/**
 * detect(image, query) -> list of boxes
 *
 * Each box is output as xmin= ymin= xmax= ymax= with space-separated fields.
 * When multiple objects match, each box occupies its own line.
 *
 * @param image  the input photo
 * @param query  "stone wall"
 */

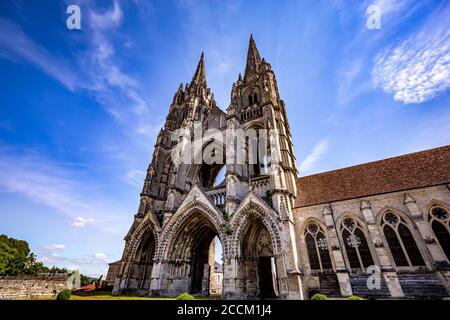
xmin=293 ymin=184 xmax=450 ymax=298
xmin=0 ymin=275 xmax=69 ymax=300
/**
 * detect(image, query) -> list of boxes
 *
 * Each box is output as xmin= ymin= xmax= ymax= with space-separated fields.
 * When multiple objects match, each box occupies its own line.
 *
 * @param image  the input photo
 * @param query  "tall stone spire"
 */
xmin=244 ymin=34 xmax=262 ymax=81
xmin=191 ymin=52 xmax=206 ymax=86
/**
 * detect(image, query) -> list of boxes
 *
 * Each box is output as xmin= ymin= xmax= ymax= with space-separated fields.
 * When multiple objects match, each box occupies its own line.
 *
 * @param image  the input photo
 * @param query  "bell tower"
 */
xmin=226 ymin=35 xmax=298 ymax=214
xmin=113 ymin=37 xmax=303 ymax=300
xmin=137 ymin=53 xmax=217 ymax=223
xmin=224 ymin=35 xmax=303 ymax=299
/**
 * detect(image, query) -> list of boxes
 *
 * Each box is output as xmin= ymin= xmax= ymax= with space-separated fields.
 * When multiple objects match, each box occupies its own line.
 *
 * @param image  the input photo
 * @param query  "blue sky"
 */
xmin=0 ymin=0 xmax=449 ymax=276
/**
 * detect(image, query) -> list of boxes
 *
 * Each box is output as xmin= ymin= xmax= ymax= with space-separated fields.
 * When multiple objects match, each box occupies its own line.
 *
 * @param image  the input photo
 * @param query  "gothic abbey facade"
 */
xmin=109 ymin=36 xmax=450 ymax=299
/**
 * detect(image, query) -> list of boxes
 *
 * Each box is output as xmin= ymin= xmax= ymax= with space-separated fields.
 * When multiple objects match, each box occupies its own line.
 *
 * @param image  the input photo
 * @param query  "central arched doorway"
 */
xmin=241 ymin=216 xmax=279 ymax=299
xmin=166 ymin=210 xmax=224 ymax=296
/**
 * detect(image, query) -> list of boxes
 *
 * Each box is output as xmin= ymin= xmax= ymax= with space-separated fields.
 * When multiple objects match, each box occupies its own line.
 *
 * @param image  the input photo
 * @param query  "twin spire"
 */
xmin=191 ymin=51 xmax=206 ymax=86
xmin=184 ymin=35 xmax=262 ymax=94
xmin=244 ymin=34 xmax=262 ymax=80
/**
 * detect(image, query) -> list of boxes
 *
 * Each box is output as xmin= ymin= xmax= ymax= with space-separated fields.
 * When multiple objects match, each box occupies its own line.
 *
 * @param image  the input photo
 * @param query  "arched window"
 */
xmin=248 ymin=91 xmax=257 ymax=105
xmin=340 ymin=217 xmax=374 ymax=269
xmin=304 ymin=222 xmax=333 ymax=271
xmin=381 ymin=211 xmax=425 ymax=267
xmin=429 ymin=207 xmax=450 ymax=261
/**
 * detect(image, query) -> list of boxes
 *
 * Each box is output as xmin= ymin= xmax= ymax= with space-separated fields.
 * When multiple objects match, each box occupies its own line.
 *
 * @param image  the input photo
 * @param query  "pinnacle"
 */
xmin=244 ymin=34 xmax=262 ymax=79
xmin=191 ymin=52 xmax=206 ymax=86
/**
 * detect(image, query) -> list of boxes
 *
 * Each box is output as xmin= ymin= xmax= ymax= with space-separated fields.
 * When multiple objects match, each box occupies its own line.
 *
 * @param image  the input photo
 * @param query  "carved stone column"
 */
xmin=322 ymin=204 xmax=353 ymax=297
xmin=404 ymin=193 xmax=449 ymax=267
xmin=360 ymin=200 xmax=403 ymax=297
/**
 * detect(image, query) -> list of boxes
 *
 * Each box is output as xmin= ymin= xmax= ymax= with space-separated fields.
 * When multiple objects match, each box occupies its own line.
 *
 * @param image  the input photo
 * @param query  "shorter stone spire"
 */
xmin=191 ymin=52 xmax=206 ymax=86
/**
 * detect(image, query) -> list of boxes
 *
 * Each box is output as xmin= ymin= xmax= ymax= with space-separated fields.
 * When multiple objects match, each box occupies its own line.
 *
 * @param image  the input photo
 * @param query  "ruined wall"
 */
xmin=0 ymin=276 xmax=68 ymax=300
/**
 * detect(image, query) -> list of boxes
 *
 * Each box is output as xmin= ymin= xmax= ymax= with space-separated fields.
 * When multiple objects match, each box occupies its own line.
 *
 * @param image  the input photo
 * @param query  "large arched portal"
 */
xmin=165 ymin=210 xmax=224 ymax=296
xmin=240 ymin=216 xmax=279 ymax=299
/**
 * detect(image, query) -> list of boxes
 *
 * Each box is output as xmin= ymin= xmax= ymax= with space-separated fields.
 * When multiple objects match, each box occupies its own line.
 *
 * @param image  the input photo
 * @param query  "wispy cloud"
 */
xmin=365 ymin=0 xmax=410 ymax=17
xmin=71 ymin=216 xmax=95 ymax=228
xmin=94 ymin=252 xmax=108 ymax=260
xmin=45 ymin=244 xmax=66 ymax=251
xmin=38 ymin=251 xmax=114 ymax=276
xmin=0 ymin=18 xmax=86 ymax=91
xmin=0 ymin=145 xmax=128 ymax=234
xmin=372 ymin=7 xmax=450 ymax=104
xmin=124 ymin=170 xmax=146 ymax=188
xmin=0 ymin=2 xmax=156 ymax=139
xmin=299 ymin=138 xmax=329 ymax=174
xmin=337 ymin=59 xmax=373 ymax=105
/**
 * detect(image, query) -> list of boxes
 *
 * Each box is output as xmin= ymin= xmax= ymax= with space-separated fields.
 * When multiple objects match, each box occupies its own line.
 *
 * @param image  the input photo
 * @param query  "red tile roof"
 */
xmin=295 ymin=145 xmax=450 ymax=208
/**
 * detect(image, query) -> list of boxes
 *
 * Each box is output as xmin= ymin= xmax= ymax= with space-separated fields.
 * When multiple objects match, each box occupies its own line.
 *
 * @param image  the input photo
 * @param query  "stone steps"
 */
xmin=350 ymin=274 xmax=390 ymax=298
xmin=397 ymin=272 xmax=448 ymax=298
xmin=318 ymin=274 xmax=341 ymax=297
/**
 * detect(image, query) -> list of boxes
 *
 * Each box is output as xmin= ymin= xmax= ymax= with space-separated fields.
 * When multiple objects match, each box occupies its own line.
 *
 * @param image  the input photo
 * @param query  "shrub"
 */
xmin=56 ymin=289 xmax=72 ymax=301
xmin=223 ymin=224 xmax=233 ymax=236
xmin=176 ymin=292 xmax=194 ymax=300
xmin=346 ymin=296 xmax=365 ymax=300
xmin=310 ymin=293 xmax=328 ymax=300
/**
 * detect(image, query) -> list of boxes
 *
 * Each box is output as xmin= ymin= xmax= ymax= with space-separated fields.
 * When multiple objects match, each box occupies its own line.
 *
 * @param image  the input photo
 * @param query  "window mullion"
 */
xmin=353 ymin=229 xmax=364 ymax=270
xmin=395 ymin=224 xmax=412 ymax=267
xmin=314 ymin=234 xmax=323 ymax=272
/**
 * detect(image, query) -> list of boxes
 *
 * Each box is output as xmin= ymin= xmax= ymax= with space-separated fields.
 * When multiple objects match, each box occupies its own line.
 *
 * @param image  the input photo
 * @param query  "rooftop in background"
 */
xmin=295 ymin=145 xmax=450 ymax=208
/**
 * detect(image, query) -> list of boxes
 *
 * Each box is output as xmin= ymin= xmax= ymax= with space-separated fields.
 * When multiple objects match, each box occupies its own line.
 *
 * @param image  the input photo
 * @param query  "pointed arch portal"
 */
xmin=240 ymin=215 xmax=279 ymax=298
xmin=159 ymin=201 xmax=226 ymax=296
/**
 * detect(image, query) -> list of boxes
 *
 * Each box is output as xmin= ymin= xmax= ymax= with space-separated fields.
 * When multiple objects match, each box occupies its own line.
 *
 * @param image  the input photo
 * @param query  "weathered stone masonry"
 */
xmin=0 ymin=275 xmax=68 ymax=300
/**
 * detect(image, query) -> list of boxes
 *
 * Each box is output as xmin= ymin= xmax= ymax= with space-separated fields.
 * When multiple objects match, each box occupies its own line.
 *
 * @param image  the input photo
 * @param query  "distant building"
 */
xmin=105 ymin=261 xmax=121 ymax=287
xmin=211 ymin=262 xmax=223 ymax=294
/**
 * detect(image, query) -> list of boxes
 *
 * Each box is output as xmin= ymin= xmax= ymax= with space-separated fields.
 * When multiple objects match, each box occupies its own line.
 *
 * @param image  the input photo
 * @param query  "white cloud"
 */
xmin=71 ymin=216 xmax=95 ymax=228
xmin=45 ymin=244 xmax=66 ymax=250
xmin=89 ymin=1 xmax=123 ymax=28
xmin=0 ymin=145 xmax=128 ymax=234
xmin=299 ymin=138 xmax=329 ymax=174
xmin=37 ymin=251 xmax=114 ymax=275
xmin=0 ymin=2 xmax=157 ymax=139
xmin=337 ymin=58 xmax=372 ymax=105
xmin=367 ymin=0 xmax=409 ymax=16
xmin=95 ymin=252 xmax=108 ymax=260
xmin=373 ymin=13 xmax=450 ymax=104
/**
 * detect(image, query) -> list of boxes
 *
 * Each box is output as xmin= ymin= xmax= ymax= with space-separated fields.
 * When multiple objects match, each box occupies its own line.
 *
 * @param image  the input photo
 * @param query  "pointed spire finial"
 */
xmin=245 ymin=34 xmax=262 ymax=80
xmin=191 ymin=51 xmax=206 ymax=86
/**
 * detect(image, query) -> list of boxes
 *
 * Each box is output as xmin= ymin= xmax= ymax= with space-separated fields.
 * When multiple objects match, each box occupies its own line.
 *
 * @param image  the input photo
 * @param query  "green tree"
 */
xmin=0 ymin=234 xmax=30 ymax=276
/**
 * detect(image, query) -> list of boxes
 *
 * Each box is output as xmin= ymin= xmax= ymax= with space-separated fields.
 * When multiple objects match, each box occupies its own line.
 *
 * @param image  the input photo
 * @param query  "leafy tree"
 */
xmin=0 ymin=234 xmax=30 ymax=276
xmin=80 ymin=274 xmax=91 ymax=287
xmin=0 ymin=234 xmax=70 ymax=277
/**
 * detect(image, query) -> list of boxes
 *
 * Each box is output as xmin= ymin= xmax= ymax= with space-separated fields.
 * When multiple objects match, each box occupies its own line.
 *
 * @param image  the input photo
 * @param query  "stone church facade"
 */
xmin=110 ymin=36 xmax=450 ymax=299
